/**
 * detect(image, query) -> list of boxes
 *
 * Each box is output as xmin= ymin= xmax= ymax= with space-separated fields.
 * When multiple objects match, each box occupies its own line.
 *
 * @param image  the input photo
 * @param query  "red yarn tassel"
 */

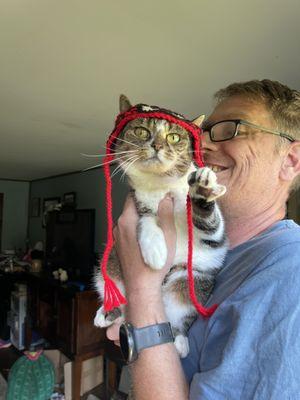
xmin=103 ymin=276 xmax=127 ymax=312
xmin=186 ymin=195 xmax=218 ymax=317
xmin=101 ymin=151 xmax=127 ymax=312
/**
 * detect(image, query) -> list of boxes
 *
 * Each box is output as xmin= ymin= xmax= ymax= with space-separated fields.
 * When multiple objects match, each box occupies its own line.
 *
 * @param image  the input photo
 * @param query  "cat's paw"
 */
xmin=94 ymin=306 xmax=122 ymax=328
xmin=174 ymin=334 xmax=190 ymax=358
xmin=188 ymin=167 xmax=226 ymax=202
xmin=139 ymin=219 xmax=167 ymax=270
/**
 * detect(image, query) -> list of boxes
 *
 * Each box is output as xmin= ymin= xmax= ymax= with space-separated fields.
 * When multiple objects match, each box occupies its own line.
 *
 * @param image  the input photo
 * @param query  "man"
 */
xmin=107 ymin=80 xmax=300 ymax=399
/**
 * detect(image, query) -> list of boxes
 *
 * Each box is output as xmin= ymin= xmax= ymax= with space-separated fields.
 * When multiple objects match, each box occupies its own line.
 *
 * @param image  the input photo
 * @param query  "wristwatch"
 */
xmin=119 ymin=322 xmax=174 ymax=364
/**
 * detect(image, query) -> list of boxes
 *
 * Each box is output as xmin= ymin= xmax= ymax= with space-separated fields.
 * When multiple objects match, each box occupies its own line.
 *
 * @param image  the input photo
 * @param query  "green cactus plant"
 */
xmin=6 ymin=353 xmax=55 ymax=400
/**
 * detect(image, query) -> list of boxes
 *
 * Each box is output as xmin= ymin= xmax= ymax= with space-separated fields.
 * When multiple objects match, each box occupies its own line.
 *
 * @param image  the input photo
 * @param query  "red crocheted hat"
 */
xmin=100 ymin=103 xmax=217 ymax=317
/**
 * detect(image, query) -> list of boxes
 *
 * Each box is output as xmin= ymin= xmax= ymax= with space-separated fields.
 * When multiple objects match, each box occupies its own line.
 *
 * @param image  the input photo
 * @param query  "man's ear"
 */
xmin=280 ymin=142 xmax=300 ymax=183
xmin=192 ymin=114 xmax=206 ymax=127
xmin=119 ymin=94 xmax=132 ymax=113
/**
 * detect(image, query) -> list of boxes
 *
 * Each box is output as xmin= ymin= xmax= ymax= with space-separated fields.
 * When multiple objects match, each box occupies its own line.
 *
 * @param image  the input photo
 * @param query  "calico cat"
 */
xmin=94 ymin=95 xmax=228 ymax=358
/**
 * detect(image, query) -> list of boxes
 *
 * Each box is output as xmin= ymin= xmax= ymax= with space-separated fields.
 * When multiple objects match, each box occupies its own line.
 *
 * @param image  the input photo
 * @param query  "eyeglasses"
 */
xmin=202 ymin=119 xmax=295 ymax=143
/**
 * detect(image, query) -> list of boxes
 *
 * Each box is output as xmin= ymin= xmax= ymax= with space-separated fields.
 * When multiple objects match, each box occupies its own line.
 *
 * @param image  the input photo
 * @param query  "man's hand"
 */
xmin=113 ymin=194 xmax=176 ymax=295
xmin=106 ymin=194 xmax=176 ymax=340
xmin=106 ymin=316 xmax=122 ymax=346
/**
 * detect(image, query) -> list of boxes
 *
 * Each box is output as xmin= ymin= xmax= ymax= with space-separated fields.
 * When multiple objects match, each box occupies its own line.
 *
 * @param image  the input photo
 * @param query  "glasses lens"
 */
xmin=211 ymin=121 xmax=237 ymax=141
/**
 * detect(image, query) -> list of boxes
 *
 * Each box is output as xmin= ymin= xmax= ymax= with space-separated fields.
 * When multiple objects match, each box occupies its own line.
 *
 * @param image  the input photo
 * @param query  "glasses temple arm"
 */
xmin=240 ymin=120 xmax=295 ymax=142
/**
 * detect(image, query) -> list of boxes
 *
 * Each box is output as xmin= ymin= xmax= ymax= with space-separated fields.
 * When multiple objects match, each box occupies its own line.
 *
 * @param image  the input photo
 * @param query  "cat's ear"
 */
xmin=119 ymin=94 xmax=132 ymax=113
xmin=192 ymin=114 xmax=206 ymax=127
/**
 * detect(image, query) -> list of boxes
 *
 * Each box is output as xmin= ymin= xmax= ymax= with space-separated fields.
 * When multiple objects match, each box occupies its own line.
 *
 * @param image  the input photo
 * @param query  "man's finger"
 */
xmin=119 ymin=194 xmax=139 ymax=222
xmin=106 ymin=319 xmax=122 ymax=345
xmin=158 ymin=196 xmax=175 ymax=230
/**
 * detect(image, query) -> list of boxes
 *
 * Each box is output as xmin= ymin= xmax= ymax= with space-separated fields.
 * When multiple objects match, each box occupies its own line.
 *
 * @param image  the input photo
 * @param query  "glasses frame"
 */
xmin=203 ymin=119 xmax=295 ymax=143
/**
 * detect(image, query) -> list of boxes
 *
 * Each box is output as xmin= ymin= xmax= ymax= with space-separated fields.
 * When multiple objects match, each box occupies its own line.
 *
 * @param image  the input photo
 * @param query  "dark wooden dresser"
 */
xmin=1 ymin=271 xmax=121 ymax=399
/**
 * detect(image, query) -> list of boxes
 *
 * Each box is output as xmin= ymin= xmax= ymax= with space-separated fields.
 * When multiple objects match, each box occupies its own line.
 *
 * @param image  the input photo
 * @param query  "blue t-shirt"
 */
xmin=182 ymin=220 xmax=300 ymax=400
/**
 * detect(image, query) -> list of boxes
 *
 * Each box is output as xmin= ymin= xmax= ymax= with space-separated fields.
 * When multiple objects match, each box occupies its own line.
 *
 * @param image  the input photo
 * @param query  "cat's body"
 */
xmin=94 ymin=97 xmax=228 ymax=357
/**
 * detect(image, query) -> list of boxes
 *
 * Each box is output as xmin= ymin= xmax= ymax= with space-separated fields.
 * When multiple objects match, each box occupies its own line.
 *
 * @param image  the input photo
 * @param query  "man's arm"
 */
xmin=111 ymin=196 xmax=189 ymax=400
xmin=127 ymin=291 xmax=189 ymax=400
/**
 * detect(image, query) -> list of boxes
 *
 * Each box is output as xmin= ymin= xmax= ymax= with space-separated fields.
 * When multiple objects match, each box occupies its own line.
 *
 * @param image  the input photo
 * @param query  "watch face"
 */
xmin=119 ymin=323 xmax=137 ymax=364
xmin=119 ymin=324 xmax=129 ymax=361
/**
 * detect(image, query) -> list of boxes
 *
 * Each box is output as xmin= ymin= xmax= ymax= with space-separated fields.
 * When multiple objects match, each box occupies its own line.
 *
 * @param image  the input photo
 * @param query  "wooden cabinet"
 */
xmin=26 ymin=275 xmax=106 ymax=358
xmin=56 ymin=289 xmax=75 ymax=354
xmin=73 ymin=290 xmax=106 ymax=355
xmin=37 ymin=281 xmax=57 ymax=341
xmin=2 ymin=272 xmax=121 ymax=400
xmin=25 ymin=274 xmax=110 ymax=400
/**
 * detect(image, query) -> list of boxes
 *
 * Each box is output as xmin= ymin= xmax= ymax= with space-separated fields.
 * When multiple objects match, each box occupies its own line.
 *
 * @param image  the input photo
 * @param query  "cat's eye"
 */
xmin=167 ymin=133 xmax=180 ymax=144
xmin=134 ymin=127 xmax=150 ymax=140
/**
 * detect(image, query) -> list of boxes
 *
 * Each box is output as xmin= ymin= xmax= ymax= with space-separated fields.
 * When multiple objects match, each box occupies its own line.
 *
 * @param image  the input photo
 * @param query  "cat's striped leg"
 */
xmin=188 ymin=167 xmax=227 ymax=249
xmin=163 ymin=264 xmax=215 ymax=357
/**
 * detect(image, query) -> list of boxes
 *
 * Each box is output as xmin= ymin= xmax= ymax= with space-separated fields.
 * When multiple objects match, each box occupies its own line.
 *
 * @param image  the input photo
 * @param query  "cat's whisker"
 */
xmin=114 ymin=157 xmax=136 ymax=178
xmin=111 ymin=155 xmax=138 ymax=178
xmin=80 ymin=149 xmax=139 ymax=158
xmin=115 ymin=137 xmax=140 ymax=147
xmin=120 ymin=157 xmax=140 ymax=178
xmin=120 ymin=156 xmax=140 ymax=181
xmin=113 ymin=154 xmax=140 ymax=174
xmin=81 ymin=155 xmax=129 ymax=171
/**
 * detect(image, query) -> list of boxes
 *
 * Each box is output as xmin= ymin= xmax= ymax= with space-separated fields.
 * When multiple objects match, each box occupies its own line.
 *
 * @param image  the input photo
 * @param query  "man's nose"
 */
xmin=201 ymin=132 xmax=219 ymax=151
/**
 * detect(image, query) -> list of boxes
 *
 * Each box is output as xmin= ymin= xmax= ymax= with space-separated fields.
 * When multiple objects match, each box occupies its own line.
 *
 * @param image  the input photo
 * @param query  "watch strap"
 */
xmin=133 ymin=322 xmax=174 ymax=353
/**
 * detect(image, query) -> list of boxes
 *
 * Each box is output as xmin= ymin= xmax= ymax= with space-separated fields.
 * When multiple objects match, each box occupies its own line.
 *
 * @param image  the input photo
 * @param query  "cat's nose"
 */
xmin=151 ymin=142 xmax=163 ymax=151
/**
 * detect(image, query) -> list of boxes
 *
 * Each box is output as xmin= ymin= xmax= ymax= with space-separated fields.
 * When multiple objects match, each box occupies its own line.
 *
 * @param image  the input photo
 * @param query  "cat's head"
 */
xmin=114 ymin=95 xmax=205 ymax=178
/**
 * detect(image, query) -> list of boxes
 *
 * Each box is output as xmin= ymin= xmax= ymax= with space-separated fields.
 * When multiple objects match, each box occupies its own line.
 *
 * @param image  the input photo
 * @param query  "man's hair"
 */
xmin=214 ymin=79 xmax=300 ymax=191
xmin=214 ymin=79 xmax=300 ymax=141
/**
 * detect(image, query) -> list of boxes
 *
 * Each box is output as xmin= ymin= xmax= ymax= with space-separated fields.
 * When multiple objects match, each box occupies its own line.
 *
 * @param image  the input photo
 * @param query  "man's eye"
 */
xmin=167 ymin=133 xmax=180 ymax=144
xmin=134 ymin=127 xmax=150 ymax=140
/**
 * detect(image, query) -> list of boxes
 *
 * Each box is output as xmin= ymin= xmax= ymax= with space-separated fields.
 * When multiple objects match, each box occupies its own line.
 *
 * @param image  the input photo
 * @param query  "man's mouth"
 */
xmin=206 ymin=164 xmax=227 ymax=173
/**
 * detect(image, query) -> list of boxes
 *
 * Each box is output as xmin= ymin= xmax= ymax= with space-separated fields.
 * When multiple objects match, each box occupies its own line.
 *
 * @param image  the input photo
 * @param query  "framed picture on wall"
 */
xmin=30 ymin=197 xmax=41 ymax=217
xmin=43 ymin=197 xmax=61 ymax=212
xmin=42 ymin=197 xmax=61 ymax=228
xmin=63 ymin=192 xmax=76 ymax=205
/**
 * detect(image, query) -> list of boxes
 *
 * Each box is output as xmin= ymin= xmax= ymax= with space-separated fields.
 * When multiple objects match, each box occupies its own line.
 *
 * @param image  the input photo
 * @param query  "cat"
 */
xmin=94 ymin=95 xmax=228 ymax=358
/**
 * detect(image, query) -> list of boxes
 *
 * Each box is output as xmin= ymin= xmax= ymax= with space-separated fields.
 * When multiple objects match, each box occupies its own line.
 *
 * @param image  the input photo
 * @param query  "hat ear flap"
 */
xmin=192 ymin=114 xmax=205 ymax=127
xmin=119 ymin=94 xmax=132 ymax=113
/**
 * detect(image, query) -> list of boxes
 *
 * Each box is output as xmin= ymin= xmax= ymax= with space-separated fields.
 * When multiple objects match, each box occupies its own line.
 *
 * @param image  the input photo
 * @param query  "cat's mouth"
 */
xmin=142 ymin=153 xmax=163 ymax=163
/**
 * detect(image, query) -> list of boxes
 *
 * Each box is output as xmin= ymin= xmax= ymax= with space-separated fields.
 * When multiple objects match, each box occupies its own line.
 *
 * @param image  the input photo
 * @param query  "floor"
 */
xmin=0 ymin=346 xmax=123 ymax=399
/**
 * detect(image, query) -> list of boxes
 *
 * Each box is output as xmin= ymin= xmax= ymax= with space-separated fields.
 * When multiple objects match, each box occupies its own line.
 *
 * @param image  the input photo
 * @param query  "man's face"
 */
xmin=201 ymin=95 xmax=287 ymax=219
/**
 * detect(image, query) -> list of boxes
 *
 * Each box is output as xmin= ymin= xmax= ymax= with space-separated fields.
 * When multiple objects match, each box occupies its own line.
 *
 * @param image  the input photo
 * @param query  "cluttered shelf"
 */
xmin=0 ymin=267 xmax=124 ymax=400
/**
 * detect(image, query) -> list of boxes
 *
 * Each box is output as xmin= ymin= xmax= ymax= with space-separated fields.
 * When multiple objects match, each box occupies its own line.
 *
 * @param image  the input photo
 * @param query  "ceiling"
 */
xmin=1 ymin=0 xmax=300 ymax=181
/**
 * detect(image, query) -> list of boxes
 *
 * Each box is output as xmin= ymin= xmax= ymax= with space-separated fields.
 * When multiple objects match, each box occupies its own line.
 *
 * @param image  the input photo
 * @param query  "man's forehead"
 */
xmin=202 ymin=113 xmax=250 ymax=131
xmin=204 ymin=97 xmax=268 ymax=127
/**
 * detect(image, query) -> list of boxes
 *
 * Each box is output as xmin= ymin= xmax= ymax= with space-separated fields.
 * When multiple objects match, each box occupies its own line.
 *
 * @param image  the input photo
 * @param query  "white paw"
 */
xmin=174 ymin=334 xmax=190 ymax=358
xmin=94 ymin=306 xmax=113 ymax=328
xmin=139 ymin=218 xmax=167 ymax=270
xmin=188 ymin=167 xmax=226 ymax=201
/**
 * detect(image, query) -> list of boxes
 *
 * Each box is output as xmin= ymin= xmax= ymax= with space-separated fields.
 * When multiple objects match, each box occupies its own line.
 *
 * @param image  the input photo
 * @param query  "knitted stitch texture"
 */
xmin=6 ymin=353 xmax=55 ymax=400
